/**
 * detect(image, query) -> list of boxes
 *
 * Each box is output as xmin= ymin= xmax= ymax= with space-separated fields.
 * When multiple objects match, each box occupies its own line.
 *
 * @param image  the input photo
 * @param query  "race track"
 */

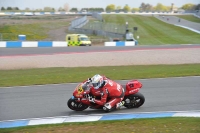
xmin=0 ymin=44 xmax=200 ymax=56
xmin=0 ymin=76 xmax=200 ymax=121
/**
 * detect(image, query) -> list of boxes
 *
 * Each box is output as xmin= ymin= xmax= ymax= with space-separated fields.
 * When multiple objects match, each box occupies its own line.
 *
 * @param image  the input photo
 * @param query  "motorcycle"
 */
xmin=67 ymin=77 xmax=145 ymax=112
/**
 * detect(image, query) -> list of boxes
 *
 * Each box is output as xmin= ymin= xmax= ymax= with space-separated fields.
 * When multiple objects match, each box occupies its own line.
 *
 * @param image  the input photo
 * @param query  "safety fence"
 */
xmin=0 ymin=41 xmax=138 ymax=48
xmin=68 ymin=16 xmax=88 ymax=31
xmin=68 ymin=13 xmax=126 ymax=39
xmin=104 ymin=41 xmax=137 ymax=46
xmin=92 ymin=12 xmax=103 ymax=21
xmin=0 ymin=41 xmax=68 ymax=48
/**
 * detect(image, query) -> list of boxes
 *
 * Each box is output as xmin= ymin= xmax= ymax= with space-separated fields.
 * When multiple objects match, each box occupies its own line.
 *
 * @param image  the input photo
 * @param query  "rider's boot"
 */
xmin=116 ymin=101 xmax=125 ymax=109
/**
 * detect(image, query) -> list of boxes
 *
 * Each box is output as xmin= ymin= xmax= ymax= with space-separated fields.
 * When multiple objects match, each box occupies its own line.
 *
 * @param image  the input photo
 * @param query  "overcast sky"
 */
xmin=0 ymin=0 xmax=199 ymax=10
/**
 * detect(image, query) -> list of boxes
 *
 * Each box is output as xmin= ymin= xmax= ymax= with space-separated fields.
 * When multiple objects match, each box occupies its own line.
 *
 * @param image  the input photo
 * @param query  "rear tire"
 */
xmin=124 ymin=92 xmax=145 ymax=108
xmin=67 ymin=98 xmax=89 ymax=111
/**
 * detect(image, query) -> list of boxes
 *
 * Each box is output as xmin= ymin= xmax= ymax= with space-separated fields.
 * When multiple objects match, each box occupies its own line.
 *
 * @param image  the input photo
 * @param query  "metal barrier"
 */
xmin=71 ymin=28 xmax=124 ymax=38
xmin=92 ymin=12 xmax=103 ymax=21
xmin=0 ymin=41 xmax=68 ymax=48
xmin=68 ymin=13 xmax=126 ymax=40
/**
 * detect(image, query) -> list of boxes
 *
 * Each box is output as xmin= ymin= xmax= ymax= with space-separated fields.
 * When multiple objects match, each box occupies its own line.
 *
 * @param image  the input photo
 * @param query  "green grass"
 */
xmin=0 ymin=24 xmax=47 ymax=40
xmin=175 ymin=15 xmax=200 ymax=23
xmin=1 ymin=14 xmax=200 ymax=44
xmin=102 ymin=14 xmax=200 ymax=45
xmin=0 ymin=117 xmax=200 ymax=133
xmin=0 ymin=21 xmax=69 ymax=41
xmin=0 ymin=64 xmax=200 ymax=87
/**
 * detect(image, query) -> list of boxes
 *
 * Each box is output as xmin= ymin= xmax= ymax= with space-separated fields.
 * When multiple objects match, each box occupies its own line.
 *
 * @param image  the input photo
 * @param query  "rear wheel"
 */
xmin=67 ymin=98 xmax=89 ymax=111
xmin=124 ymin=92 xmax=145 ymax=108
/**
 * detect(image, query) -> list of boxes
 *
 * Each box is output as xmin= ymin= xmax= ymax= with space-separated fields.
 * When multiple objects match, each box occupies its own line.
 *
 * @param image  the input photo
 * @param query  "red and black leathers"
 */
xmin=93 ymin=78 xmax=124 ymax=109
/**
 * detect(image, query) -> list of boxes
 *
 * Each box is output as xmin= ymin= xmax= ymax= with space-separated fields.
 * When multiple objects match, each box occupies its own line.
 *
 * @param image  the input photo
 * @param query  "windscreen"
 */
xmin=81 ymin=83 xmax=90 ymax=91
xmin=80 ymin=37 xmax=89 ymax=41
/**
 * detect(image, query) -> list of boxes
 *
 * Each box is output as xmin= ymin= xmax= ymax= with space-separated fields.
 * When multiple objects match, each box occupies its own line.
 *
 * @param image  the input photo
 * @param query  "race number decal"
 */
xmin=117 ymin=84 xmax=121 ymax=92
xmin=78 ymin=86 xmax=83 ymax=94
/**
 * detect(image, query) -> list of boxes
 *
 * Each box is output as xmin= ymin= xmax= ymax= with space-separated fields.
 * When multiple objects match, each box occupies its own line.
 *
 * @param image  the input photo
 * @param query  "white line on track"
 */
xmin=1 ymin=110 xmax=200 ymax=122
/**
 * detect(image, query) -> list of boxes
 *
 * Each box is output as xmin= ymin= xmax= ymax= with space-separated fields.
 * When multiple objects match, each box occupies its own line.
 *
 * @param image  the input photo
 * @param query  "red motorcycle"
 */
xmin=67 ymin=78 xmax=145 ymax=112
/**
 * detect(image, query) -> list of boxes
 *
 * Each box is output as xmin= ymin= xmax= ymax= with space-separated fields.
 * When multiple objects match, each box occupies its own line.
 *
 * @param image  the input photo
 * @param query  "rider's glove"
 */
xmin=88 ymin=96 xmax=95 ymax=103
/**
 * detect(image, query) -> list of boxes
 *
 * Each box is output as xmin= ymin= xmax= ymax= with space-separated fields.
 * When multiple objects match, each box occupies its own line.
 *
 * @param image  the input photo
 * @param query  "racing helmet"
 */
xmin=91 ymin=74 xmax=104 ymax=89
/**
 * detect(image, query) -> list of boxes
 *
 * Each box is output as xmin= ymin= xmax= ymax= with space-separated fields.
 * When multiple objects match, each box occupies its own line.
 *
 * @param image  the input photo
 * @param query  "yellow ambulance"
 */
xmin=66 ymin=34 xmax=92 ymax=46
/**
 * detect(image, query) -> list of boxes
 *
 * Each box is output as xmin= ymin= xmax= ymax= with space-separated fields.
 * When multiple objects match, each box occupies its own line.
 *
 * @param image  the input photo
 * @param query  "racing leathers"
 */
xmin=92 ymin=78 xmax=125 ymax=110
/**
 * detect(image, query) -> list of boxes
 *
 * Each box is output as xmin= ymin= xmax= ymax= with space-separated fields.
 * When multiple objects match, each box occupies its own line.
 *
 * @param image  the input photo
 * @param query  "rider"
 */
xmin=87 ymin=74 xmax=125 ymax=111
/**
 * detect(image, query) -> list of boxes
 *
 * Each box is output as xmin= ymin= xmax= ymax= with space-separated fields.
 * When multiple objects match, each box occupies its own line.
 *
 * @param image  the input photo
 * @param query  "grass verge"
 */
xmin=1 ymin=15 xmax=200 ymax=44
xmin=0 ymin=117 xmax=199 ymax=133
xmin=175 ymin=15 xmax=200 ymax=23
xmin=0 ymin=64 xmax=200 ymax=87
xmin=0 ymin=21 xmax=69 ymax=41
xmin=102 ymin=14 xmax=200 ymax=45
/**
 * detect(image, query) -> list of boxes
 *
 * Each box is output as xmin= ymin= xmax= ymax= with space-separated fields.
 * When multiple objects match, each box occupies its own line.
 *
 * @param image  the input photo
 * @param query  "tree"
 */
xmin=44 ymin=7 xmax=54 ymax=11
xmin=105 ymin=4 xmax=115 ymax=12
xmin=139 ymin=3 xmax=145 ymax=11
xmin=139 ymin=3 xmax=153 ymax=11
xmin=64 ymin=3 xmax=70 ymax=11
xmin=116 ymin=6 xmax=121 ymax=10
xmin=58 ymin=7 xmax=65 ymax=11
xmin=84 ymin=8 xmax=104 ymax=12
xmin=7 ymin=7 xmax=12 ymax=10
xmin=181 ymin=3 xmax=196 ymax=10
xmin=25 ymin=7 xmax=30 ymax=11
xmin=96 ymin=8 xmax=104 ymax=12
xmin=145 ymin=4 xmax=153 ymax=11
xmin=154 ymin=3 xmax=168 ymax=11
xmin=195 ymin=4 xmax=200 ymax=10
xmin=123 ymin=4 xmax=131 ymax=12
xmin=13 ymin=7 xmax=19 ymax=10
xmin=81 ymin=8 xmax=88 ymax=12
xmin=1 ymin=7 xmax=5 ymax=10
xmin=132 ymin=8 xmax=139 ymax=12
xmin=35 ymin=9 xmax=43 ymax=11
xmin=70 ymin=8 xmax=78 ymax=12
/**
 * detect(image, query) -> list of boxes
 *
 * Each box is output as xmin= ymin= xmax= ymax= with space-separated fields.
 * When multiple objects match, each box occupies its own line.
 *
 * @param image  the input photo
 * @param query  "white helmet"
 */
xmin=91 ymin=74 xmax=104 ymax=89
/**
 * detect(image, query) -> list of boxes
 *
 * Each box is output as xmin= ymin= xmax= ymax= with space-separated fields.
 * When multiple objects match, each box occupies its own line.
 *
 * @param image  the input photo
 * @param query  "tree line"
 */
xmin=1 ymin=3 xmax=199 ymax=12
xmin=106 ymin=3 xmax=200 ymax=12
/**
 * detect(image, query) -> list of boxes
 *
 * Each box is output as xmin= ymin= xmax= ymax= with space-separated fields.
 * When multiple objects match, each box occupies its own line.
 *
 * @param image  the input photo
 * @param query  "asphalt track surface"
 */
xmin=0 ymin=76 xmax=200 ymax=121
xmin=155 ymin=15 xmax=200 ymax=31
xmin=1 ymin=44 xmax=200 ymax=56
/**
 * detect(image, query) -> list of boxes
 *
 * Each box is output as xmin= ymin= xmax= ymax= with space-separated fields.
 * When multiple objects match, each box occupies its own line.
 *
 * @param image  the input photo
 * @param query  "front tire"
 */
xmin=124 ymin=92 xmax=145 ymax=108
xmin=67 ymin=98 xmax=89 ymax=111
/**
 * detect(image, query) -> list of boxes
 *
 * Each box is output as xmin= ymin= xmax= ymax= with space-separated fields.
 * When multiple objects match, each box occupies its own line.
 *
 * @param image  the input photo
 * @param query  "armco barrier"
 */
xmin=104 ymin=41 xmax=137 ymax=46
xmin=0 ymin=41 xmax=138 ymax=47
xmin=0 ymin=41 xmax=68 ymax=48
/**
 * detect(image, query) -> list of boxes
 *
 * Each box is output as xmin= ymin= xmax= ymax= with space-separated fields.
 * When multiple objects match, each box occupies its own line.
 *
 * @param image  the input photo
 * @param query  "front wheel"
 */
xmin=124 ymin=92 xmax=145 ymax=108
xmin=67 ymin=98 xmax=89 ymax=111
